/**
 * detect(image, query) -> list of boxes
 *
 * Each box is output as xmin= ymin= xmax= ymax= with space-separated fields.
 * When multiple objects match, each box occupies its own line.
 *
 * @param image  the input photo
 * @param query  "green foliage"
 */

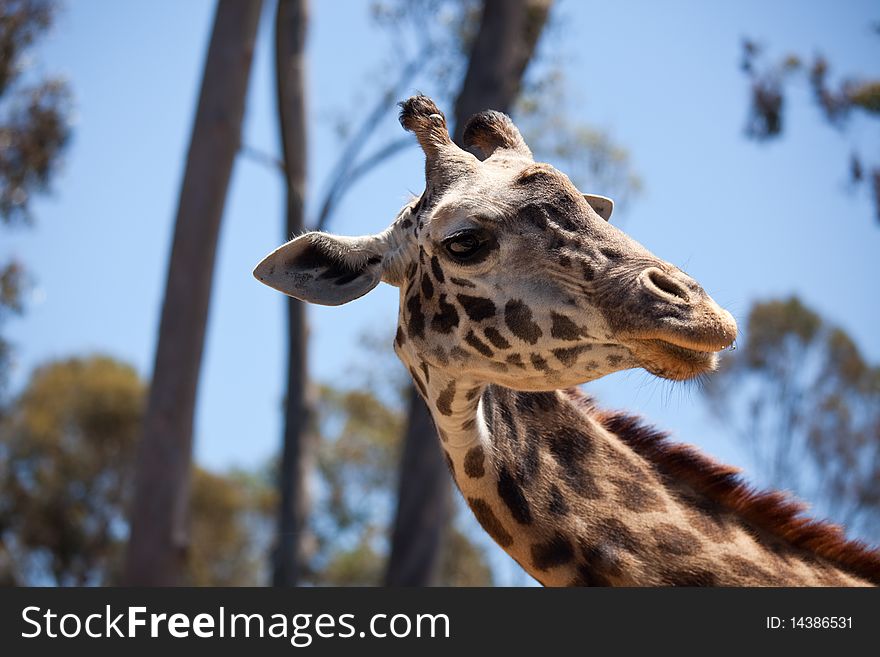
xmin=0 ymin=350 xmax=493 ymax=587
xmin=0 ymin=0 xmax=53 ymax=95
xmin=367 ymin=0 xmax=493 ymax=108
xmin=703 ymin=297 xmax=880 ymax=542
xmin=0 ymin=356 xmax=143 ymax=584
xmin=0 ymin=0 xmax=71 ymax=225
xmin=327 ymin=1 xmax=640 ymax=223
xmin=303 ymin=334 xmax=494 ymax=586
xmin=438 ymin=526 xmax=494 ymax=586
xmin=0 ymin=0 xmax=72 ymax=395
xmin=848 ymin=81 xmax=880 ymax=115
xmin=0 ymin=355 xmax=272 ymax=586
xmin=303 ymin=382 xmax=403 ymax=584
xmin=186 ymin=468 xmax=274 ymax=586
xmin=740 ymin=35 xmax=880 ymax=223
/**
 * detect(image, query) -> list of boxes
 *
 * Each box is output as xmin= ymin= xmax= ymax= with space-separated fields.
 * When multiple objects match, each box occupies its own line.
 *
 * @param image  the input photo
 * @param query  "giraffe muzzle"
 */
xmin=620 ymin=266 xmax=737 ymax=380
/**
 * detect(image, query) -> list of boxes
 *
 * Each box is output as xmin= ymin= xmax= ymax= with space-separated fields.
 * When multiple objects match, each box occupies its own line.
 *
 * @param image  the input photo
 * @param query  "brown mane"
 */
xmin=563 ymin=389 xmax=880 ymax=585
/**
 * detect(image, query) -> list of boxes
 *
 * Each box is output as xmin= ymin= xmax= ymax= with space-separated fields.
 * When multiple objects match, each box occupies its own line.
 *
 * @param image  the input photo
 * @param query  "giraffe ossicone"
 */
xmin=255 ymin=95 xmax=880 ymax=586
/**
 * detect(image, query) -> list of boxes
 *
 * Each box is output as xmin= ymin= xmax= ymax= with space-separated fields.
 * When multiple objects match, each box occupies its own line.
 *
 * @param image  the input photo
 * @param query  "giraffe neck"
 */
xmin=405 ymin=363 xmax=871 ymax=586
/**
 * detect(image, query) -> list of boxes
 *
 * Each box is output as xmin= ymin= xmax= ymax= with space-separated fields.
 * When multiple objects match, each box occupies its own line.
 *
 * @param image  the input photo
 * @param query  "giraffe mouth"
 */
xmin=629 ymin=337 xmax=727 ymax=381
xmin=622 ymin=300 xmax=737 ymax=380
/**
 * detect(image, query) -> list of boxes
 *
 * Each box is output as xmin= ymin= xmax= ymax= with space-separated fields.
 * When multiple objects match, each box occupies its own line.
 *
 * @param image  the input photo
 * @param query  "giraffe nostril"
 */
xmin=643 ymin=268 xmax=690 ymax=303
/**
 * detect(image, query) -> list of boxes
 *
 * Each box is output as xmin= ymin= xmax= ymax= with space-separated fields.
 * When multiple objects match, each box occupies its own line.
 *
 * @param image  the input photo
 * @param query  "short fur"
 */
xmin=562 ymin=391 xmax=880 ymax=585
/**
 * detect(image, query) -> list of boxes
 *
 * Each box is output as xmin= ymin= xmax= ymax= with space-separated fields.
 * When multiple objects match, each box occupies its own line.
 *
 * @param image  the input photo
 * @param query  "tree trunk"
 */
xmin=273 ymin=0 xmax=312 ymax=587
xmin=123 ymin=0 xmax=263 ymax=586
xmin=384 ymin=0 xmax=553 ymax=587
xmin=452 ymin=0 xmax=552 ymax=141
xmin=385 ymin=388 xmax=453 ymax=586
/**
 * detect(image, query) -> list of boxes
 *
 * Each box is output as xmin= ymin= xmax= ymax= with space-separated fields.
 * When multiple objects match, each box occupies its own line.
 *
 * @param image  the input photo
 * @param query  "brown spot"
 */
xmin=660 ymin=569 xmax=718 ymax=587
xmin=505 ymin=353 xmax=526 ymax=368
xmin=551 ymin=345 xmax=589 ymax=367
xmin=607 ymin=354 xmax=624 ymax=366
xmin=572 ymin=471 xmax=602 ymax=499
xmin=395 ymin=326 xmax=406 ymax=347
xmin=457 ymin=294 xmax=496 ymax=321
xmin=430 ymin=255 xmax=445 ymax=283
xmin=810 ymin=561 xmax=851 ymax=586
xmin=483 ymin=327 xmax=511 ymax=350
xmin=602 ymin=446 xmax=649 ymax=479
xmin=558 ymin=254 xmax=571 ymax=268
xmin=431 ymin=294 xmax=459 ymax=334
xmin=681 ymin=496 xmax=736 ymax=543
xmin=581 ymin=261 xmax=596 ymax=282
xmin=450 ymin=346 xmax=469 ymax=361
xmin=463 ymin=445 xmax=485 ymax=478
xmin=504 ymin=299 xmax=542 ymax=344
xmin=579 ymin=539 xmax=624 ymax=580
xmin=520 ymin=203 xmax=549 ymax=230
xmin=653 ymin=523 xmax=700 ymax=556
xmin=609 ymin=476 xmax=666 ymax=512
xmin=531 ymin=533 xmax=575 ymax=571
xmin=550 ymin=312 xmax=582 ymax=341
xmin=435 ymin=380 xmax=456 ymax=416
xmin=406 ymin=293 xmax=425 ymax=339
xmin=421 ymin=273 xmax=434 ymax=299
xmin=450 ymin=276 xmax=475 ymax=288
xmin=514 ymin=391 xmax=557 ymax=414
xmin=498 ymin=464 xmax=532 ymax=524
xmin=727 ymin=556 xmax=777 ymax=584
xmin=595 ymin=517 xmax=639 ymax=553
xmin=548 ymin=484 xmax=569 ymax=516
xmin=465 ymin=386 xmax=482 ymax=401
xmin=545 ymin=426 xmax=602 ymax=500
xmin=438 ymin=428 xmax=449 ymax=443
xmin=516 ymin=436 xmax=541 ymax=484
xmin=569 ymin=563 xmax=613 ymax=587
xmin=460 ymin=418 xmax=475 ymax=432
xmin=468 ymin=497 xmax=513 ymax=548
xmin=546 ymin=426 xmax=596 ymax=494
xmin=530 ymin=353 xmax=550 ymax=372
xmin=599 ymin=246 xmax=622 ymax=261
xmin=465 ymin=330 xmax=494 ymax=357
xmin=419 ymin=361 xmax=431 ymax=385
xmin=495 ymin=398 xmax=516 ymax=436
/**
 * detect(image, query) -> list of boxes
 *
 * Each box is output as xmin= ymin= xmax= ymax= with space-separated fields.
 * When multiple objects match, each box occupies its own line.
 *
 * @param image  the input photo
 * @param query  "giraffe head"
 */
xmin=255 ymin=96 xmax=736 ymax=388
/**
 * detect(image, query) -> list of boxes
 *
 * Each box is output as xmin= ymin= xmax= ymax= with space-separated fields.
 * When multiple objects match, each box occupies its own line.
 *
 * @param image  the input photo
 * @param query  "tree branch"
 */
xmin=311 ymin=43 xmax=430 ymax=232
xmin=314 ymin=136 xmax=412 ymax=232
xmin=239 ymin=144 xmax=286 ymax=175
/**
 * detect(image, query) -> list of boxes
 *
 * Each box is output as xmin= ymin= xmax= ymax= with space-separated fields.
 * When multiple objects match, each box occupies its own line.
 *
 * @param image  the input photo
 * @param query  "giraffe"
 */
xmin=254 ymin=95 xmax=880 ymax=586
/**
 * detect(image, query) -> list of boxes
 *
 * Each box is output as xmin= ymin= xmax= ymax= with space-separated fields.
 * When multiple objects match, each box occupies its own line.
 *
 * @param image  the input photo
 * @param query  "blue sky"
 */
xmin=3 ymin=0 xmax=878 ymax=569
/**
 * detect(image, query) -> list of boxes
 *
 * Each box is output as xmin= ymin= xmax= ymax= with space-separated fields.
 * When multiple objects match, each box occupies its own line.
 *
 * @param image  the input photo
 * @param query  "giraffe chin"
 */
xmin=629 ymin=338 xmax=721 ymax=381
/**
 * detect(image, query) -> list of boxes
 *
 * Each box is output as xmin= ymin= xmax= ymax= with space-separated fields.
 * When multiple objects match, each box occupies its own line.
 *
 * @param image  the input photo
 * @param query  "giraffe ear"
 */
xmin=253 ymin=232 xmax=388 ymax=306
xmin=584 ymin=194 xmax=614 ymax=222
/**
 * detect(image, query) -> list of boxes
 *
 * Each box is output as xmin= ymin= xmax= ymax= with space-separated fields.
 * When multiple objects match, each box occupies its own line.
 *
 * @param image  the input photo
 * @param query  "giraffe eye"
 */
xmin=443 ymin=231 xmax=486 ymax=261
